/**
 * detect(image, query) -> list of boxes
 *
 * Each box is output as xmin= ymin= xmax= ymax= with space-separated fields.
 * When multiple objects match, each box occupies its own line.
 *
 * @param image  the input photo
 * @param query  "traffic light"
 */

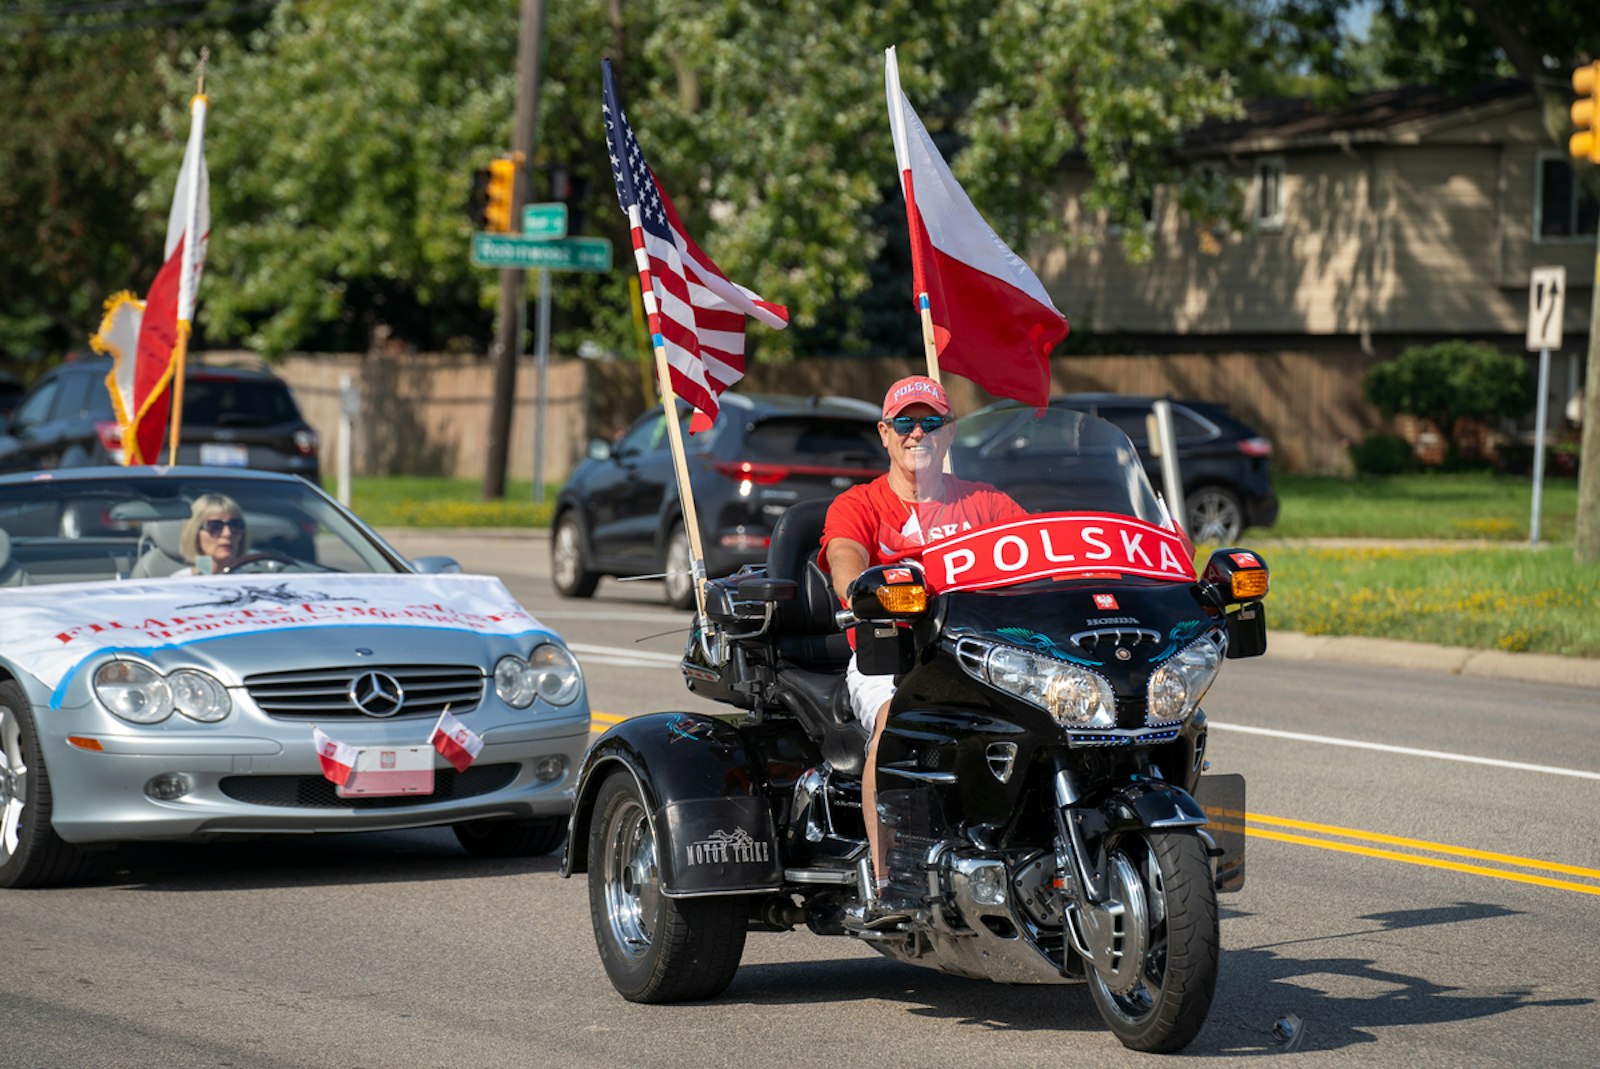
xmin=484 ymin=157 xmax=517 ymax=233
xmin=1573 ymin=61 xmax=1600 ymax=165
xmin=467 ymin=166 xmax=491 ymax=229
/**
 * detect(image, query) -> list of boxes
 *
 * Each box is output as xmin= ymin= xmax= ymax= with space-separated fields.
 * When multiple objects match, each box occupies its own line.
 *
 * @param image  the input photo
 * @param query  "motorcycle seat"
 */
xmin=773 ymin=664 xmax=868 ymax=778
xmin=766 ymin=499 xmax=852 ymax=674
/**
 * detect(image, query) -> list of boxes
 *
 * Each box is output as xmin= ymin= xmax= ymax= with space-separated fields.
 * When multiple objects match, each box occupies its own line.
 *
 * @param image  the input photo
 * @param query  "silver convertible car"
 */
xmin=0 ymin=467 xmax=589 ymax=888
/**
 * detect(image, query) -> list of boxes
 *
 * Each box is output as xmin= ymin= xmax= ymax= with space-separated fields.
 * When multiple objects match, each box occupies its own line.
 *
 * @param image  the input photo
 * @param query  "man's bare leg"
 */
xmin=863 ymin=699 xmax=892 ymax=892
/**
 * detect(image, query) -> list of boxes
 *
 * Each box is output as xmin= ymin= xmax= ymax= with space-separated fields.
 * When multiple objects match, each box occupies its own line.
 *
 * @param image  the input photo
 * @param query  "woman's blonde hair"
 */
xmin=179 ymin=493 xmax=249 ymax=562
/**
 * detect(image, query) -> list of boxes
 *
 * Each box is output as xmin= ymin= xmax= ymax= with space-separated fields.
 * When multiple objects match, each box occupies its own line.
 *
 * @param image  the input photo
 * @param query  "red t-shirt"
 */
xmin=820 ymin=474 xmax=1026 ymax=574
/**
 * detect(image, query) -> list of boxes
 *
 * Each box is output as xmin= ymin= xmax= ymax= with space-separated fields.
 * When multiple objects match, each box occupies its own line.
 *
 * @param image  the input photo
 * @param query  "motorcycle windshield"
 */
xmin=883 ymin=402 xmax=1193 ymax=593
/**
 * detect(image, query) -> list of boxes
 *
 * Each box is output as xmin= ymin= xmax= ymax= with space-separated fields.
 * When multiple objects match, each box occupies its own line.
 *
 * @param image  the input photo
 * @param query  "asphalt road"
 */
xmin=5 ymin=530 xmax=1597 ymax=1068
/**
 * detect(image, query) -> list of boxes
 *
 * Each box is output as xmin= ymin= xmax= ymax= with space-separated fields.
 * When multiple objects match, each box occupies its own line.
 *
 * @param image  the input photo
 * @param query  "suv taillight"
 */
xmin=713 ymin=461 xmax=790 ymax=485
xmin=1237 ymin=437 xmax=1273 ymax=458
xmin=293 ymin=429 xmax=319 ymax=456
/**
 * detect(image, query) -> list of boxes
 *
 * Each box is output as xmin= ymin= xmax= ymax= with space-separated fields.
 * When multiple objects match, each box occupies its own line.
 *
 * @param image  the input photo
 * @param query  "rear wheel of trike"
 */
xmin=587 ymin=772 xmax=749 ymax=1002
xmin=1085 ymin=829 xmax=1219 ymax=1053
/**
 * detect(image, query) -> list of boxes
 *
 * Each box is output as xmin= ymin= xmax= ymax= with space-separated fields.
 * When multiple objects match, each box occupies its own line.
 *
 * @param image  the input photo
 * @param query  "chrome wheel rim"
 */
xmin=1188 ymin=491 xmax=1241 ymax=544
xmin=553 ymin=520 xmax=582 ymax=589
xmin=1091 ymin=839 xmax=1166 ymax=1022
xmin=601 ymin=794 xmax=659 ymax=960
xmin=663 ymin=530 xmax=692 ymax=606
xmin=0 ymin=705 xmax=27 ymax=858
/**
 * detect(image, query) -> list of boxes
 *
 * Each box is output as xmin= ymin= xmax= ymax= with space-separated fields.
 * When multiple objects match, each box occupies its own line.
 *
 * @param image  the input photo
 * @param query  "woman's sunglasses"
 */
xmin=886 ymin=414 xmax=951 ymax=435
xmin=201 ymin=518 xmax=245 ymax=535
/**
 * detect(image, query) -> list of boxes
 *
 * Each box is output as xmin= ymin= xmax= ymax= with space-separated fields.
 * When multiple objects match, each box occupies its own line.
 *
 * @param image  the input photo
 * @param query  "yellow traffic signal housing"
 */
xmin=484 ymin=157 xmax=517 ymax=233
xmin=1573 ymin=62 xmax=1600 ymax=165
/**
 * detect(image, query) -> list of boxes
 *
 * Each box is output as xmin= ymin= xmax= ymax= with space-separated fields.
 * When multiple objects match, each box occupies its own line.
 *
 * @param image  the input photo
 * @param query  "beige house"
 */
xmin=1043 ymin=80 xmax=1595 ymax=347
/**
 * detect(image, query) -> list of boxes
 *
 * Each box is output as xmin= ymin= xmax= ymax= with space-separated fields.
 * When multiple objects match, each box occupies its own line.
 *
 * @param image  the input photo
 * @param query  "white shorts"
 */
xmin=845 ymin=653 xmax=896 ymax=731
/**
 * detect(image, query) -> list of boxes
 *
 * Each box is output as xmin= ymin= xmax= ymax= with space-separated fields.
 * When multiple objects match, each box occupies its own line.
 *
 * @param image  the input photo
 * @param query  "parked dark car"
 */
xmin=0 ymin=359 xmax=320 ymax=483
xmin=0 ymin=372 xmax=25 ymax=426
xmin=552 ymin=392 xmax=888 ymax=608
xmin=953 ymin=393 xmax=1278 ymax=543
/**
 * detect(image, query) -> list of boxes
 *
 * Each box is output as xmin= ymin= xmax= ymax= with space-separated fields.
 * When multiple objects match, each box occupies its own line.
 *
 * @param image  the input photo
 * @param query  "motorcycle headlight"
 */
xmin=985 ymin=646 xmax=1115 ymax=730
xmin=1146 ymin=635 xmax=1225 ymax=724
xmin=529 ymin=643 xmax=583 ymax=706
xmin=494 ymin=654 xmax=538 ymax=709
xmin=169 ymin=669 xmax=231 ymax=723
xmin=93 ymin=661 xmax=173 ymax=724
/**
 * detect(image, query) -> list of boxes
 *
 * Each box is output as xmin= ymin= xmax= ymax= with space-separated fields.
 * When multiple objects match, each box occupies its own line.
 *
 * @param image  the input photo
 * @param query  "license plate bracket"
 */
xmin=336 ymin=745 xmax=436 ymax=798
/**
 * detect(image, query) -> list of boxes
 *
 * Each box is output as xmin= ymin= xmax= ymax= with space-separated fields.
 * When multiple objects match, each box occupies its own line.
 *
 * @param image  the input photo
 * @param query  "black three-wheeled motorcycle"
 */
xmin=563 ymin=408 xmax=1265 ymax=1052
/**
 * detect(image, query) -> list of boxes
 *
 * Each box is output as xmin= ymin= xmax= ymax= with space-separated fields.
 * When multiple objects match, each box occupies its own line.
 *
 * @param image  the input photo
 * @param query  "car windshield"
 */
xmin=0 ymin=474 xmax=405 ymax=587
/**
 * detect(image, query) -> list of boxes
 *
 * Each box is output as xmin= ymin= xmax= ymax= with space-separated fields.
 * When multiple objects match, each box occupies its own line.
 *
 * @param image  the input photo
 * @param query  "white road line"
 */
xmin=566 ymin=642 xmax=683 ymax=667
xmin=1210 ymin=722 xmax=1600 ymax=781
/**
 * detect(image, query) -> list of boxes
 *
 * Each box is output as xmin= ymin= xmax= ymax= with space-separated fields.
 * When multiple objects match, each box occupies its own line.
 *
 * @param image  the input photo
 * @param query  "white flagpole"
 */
xmin=167 ymin=61 xmax=209 ymax=465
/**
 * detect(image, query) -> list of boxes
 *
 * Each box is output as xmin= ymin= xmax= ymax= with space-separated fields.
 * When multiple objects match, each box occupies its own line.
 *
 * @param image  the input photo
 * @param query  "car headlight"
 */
xmin=529 ymin=643 xmax=582 ymax=706
xmin=494 ymin=654 xmax=538 ymax=708
xmin=93 ymin=661 xmax=174 ymax=724
xmin=984 ymin=646 xmax=1115 ymax=730
xmin=169 ymin=669 xmax=231 ymax=723
xmin=1147 ymin=635 xmax=1225 ymax=724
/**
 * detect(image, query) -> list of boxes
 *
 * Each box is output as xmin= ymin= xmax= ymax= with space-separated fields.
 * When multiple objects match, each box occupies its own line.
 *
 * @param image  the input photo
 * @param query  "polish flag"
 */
xmin=313 ymin=726 xmax=357 ymax=786
xmin=429 ymin=710 xmax=483 ymax=773
xmin=885 ymin=47 xmax=1068 ymax=408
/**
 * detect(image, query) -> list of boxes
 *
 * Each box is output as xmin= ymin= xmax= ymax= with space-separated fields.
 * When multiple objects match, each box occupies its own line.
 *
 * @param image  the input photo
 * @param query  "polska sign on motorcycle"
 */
xmin=922 ymin=512 xmax=1197 ymax=593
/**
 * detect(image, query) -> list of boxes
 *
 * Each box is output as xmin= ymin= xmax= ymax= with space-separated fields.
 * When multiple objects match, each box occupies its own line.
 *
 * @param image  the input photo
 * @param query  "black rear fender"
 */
xmin=561 ymin=712 xmax=782 ymax=896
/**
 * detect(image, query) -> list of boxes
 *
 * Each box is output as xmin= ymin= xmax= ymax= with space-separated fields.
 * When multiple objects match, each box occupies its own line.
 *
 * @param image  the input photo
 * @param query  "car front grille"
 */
xmin=243 ymin=664 xmax=485 ymax=719
xmin=219 ymin=763 xmax=518 ymax=809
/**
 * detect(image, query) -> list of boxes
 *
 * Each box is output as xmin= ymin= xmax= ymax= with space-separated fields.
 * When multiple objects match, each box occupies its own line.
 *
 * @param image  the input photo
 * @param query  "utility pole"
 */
xmin=482 ymin=0 xmax=546 ymax=500
xmin=1576 ymin=245 xmax=1600 ymax=562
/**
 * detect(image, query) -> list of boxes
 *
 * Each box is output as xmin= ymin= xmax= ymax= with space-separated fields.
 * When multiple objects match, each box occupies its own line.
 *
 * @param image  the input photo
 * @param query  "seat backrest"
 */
xmin=766 ymin=498 xmax=837 ymax=635
xmin=130 ymin=519 xmax=188 ymax=578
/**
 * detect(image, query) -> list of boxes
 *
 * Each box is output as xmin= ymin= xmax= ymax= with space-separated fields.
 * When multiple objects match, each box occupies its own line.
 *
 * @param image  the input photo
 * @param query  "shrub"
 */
xmin=1364 ymin=342 xmax=1535 ymax=463
xmin=1348 ymin=433 xmax=1414 ymax=475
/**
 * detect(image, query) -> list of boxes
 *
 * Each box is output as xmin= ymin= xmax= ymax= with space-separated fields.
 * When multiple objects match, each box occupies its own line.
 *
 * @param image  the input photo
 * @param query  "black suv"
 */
xmin=0 ymin=359 xmax=320 ymax=483
xmin=552 ymin=392 xmax=887 ymax=608
xmin=955 ymin=393 xmax=1278 ymax=543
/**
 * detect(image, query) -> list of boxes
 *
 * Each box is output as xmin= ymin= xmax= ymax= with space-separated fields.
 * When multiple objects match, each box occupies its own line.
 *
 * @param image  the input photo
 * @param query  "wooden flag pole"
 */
xmin=651 ymin=346 xmax=711 ymax=621
xmin=167 ymin=54 xmax=208 ymax=465
xmin=918 ymin=293 xmax=954 ymax=475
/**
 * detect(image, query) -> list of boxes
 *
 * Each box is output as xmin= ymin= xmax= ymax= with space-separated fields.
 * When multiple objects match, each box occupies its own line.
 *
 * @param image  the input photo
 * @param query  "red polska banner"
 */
xmin=920 ymin=512 xmax=1197 ymax=594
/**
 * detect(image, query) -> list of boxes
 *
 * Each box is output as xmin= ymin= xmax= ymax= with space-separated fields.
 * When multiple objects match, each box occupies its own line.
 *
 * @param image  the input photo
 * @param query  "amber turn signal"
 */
xmin=876 ymin=584 xmax=928 ymax=614
xmin=1231 ymin=570 xmax=1269 ymax=599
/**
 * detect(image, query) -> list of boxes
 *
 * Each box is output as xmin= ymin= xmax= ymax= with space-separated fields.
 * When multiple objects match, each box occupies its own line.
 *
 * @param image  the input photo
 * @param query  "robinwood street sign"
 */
xmin=471 ymin=233 xmax=612 ymax=272
xmin=1527 ymin=266 xmax=1566 ymax=352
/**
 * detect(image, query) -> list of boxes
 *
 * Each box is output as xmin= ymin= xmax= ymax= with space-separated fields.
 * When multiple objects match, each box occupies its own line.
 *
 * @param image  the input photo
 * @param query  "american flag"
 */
xmin=603 ymin=60 xmax=787 ymax=421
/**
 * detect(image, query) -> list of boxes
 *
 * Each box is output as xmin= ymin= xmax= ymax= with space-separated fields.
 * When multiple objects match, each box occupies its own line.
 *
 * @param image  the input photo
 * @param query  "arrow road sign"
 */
xmin=1527 ymin=266 xmax=1566 ymax=352
xmin=522 ymin=202 xmax=568 ymax=238
xmin=471 ymin=233 xmax=612 ymax=272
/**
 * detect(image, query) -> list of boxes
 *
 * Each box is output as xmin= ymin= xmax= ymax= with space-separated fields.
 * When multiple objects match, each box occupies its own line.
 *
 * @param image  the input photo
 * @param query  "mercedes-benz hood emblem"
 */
xmin=348 ymin=670 xmax=405 ymax=717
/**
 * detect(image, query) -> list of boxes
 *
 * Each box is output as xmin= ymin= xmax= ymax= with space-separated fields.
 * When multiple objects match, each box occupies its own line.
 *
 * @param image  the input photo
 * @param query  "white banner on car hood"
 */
xmin=0 ymin=573 xmax=546 ymax=695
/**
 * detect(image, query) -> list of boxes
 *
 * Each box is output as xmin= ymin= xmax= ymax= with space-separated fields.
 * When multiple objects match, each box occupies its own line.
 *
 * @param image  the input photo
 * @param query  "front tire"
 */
xmin=586 ymin=772 xmax=748 ymax=1002
xmin=0 ymin=681 xmax=90 ymax=889
xmin=551 ymin=512 xmax=600 ymax=598
xmin=1085 ymin=830 xmax=1219 ymax=1053
xmin=453 ymin=816 xmax=567 ymax=858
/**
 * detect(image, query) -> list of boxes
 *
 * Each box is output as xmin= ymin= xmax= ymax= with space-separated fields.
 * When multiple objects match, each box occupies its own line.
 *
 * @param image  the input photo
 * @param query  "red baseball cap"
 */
xmin=882 ymin=375 xmax=951 ymax=418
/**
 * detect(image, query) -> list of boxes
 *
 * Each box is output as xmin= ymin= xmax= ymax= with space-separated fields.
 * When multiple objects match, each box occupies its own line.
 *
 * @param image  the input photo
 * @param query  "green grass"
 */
xmin=340 ymin=472 xmax=1600 ymax=658
xmin=1251 ymin=543 xmax=1600 ymax=658
xmin=1272 ymin=472 xmax=1579 ymax=541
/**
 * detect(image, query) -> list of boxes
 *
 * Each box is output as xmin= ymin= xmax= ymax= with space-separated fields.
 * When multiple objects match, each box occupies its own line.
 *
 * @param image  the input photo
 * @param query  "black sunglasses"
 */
xmin=886 ymin=414 xmax=951 ymax=435
xmin=201 ymin=518 xmax=245 ymax=535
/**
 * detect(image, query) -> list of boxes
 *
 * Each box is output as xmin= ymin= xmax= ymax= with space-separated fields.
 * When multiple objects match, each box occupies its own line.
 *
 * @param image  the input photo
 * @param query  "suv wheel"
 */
xmin=662 ymin=525 xmax=696 ymax=610
xmin=552 ymin=513 xmax=600 ymax=598
xmin=1186 ymin=486 xmax=1244 ymax=544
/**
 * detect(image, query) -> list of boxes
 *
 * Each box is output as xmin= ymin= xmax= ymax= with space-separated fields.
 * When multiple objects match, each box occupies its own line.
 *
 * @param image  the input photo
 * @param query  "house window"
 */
xmin=1537 ymin=155 xmax=1599 ymax=240
xmin=1254 ymin=157 xmax=1286 ymax=230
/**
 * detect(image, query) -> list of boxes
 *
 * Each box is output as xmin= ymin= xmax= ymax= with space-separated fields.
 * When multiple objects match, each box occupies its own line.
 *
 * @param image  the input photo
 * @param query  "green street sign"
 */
xmin=522 ymin=202 xmax=568 ymax=238
xmin=471 ymin=233 xmax=612 ymax=272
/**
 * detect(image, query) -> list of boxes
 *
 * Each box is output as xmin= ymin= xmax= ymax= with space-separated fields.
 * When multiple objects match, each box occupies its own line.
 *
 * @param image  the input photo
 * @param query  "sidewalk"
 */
xmin=382 ymin=527 xmax=1600 ymax=691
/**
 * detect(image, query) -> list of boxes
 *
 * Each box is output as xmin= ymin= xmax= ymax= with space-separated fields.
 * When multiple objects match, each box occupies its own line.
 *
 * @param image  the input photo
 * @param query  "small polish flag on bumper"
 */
xmin=430 ymin=710 xmax=483 ymax=773
xmin=313 ymin=726 xmax=357 ymax=785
